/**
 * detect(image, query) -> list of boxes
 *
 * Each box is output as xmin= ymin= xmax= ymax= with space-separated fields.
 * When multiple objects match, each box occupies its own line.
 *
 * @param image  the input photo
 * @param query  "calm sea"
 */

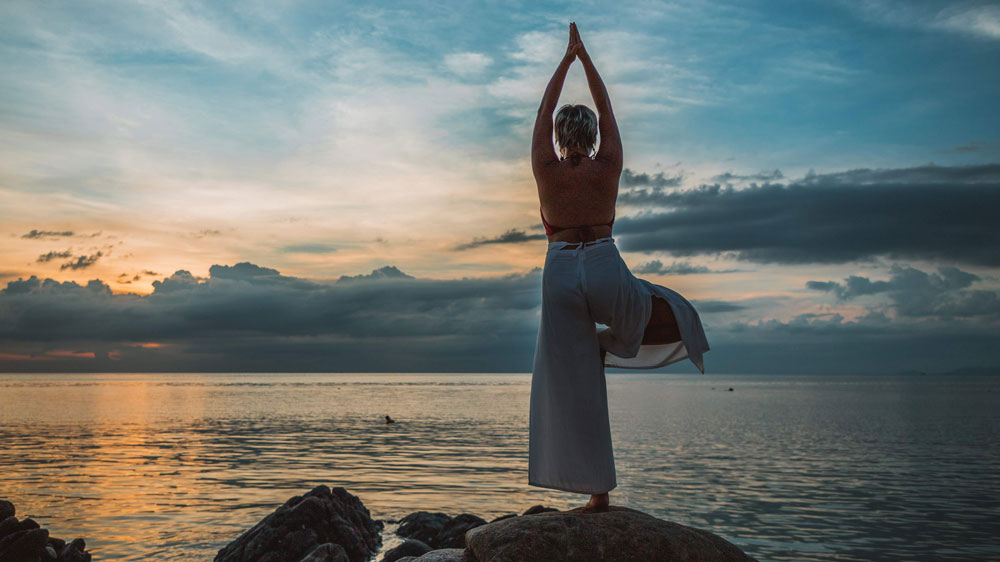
xmin=1 ymin=373 xmax=997 ymax=562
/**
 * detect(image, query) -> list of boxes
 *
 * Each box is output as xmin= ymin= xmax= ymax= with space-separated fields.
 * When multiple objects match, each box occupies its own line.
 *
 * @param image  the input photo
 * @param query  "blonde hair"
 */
xmin=554 ymin=104 xmax=597 ymax=155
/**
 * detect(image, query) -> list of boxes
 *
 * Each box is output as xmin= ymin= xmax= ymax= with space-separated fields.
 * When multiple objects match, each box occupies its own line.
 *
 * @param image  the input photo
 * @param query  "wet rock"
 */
xmin=432 ymin=514 xmax=487 ymax=549
xmin=0 ymin=500 xmax=13 ymax=520
xmin=487 ymin=513 xmax=517 ymax=524
xmin=465 ymin=505 xmax=757 ymax=562
xmin=521 ymin=505 xmax=558 ymax=516
xmin=57 ymin=538 xmax=91 ymax=562
xmin=380 ymin=538 xmax=432 ymax=562
xmin=396 ymin=511 xmax=451 ymax=545
xmin=408 ymin=549 xmax=475 ymax=562
xmin=299 ymin=542 xmax=350 ymax=562
xmin=0 ymin=527 xmax=50 ymax=562
xmin=0 ymin=516 xmax=19 ymax=539
xmin=214 ymin=485 xmax=383 ymax=562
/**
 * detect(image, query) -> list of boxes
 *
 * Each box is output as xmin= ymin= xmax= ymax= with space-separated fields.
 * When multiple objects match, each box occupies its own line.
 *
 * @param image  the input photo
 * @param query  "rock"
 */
xmin=298 ymin=543 xmax=350 ymax=562
xmin=487 ymin=513 xmax=517 ymax=524
xmin=0 ymin=502 xmax=91 ymax=562
xmin=57 ymin=538 xmax=91 ymax=562
xmin=0 ymin=516 xmax=19 ymax=539
xmin=521 ymin=505 xmax=558 ymax=516
xmin=380 ymin=538 xmax=432 ymax=562
xmin=465 ymin=505 xmax=757 ymax=562
xmin=396 ymin=511 xmax=451 ymax=545
xmin=432 ymin=514 xmax=487 ymax=549
xmin=214 ymin=485 xmax=383 ymax=562
xmin=0 ymin=527 xmax=50 ymax=562
xmin=409 ymin=548 xmax=475 ymax=562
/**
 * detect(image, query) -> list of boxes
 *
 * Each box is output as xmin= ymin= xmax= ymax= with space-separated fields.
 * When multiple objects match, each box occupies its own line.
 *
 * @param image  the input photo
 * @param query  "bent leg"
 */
xmin=642 ymin=296 xmax=682 ymax=345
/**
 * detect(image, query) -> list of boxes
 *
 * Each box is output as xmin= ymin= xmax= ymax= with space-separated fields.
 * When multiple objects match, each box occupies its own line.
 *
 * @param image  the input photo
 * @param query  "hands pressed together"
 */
xmin=564 ymin=22 xmax=589 ymax=62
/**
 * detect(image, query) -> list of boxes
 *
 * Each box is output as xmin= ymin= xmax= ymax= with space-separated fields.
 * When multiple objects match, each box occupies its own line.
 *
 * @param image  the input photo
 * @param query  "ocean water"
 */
xmin=1 ymin=372 xmax=998 ymax=562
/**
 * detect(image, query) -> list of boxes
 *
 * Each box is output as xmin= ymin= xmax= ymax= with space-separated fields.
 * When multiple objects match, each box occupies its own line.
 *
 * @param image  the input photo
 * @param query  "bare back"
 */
xmin=535 ymin=156 xmax=621 ymax=242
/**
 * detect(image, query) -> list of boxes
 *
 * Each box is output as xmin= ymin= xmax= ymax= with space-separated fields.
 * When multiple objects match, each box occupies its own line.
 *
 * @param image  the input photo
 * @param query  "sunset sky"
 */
xmin=2 ymin=0 xmax=999 ymax=373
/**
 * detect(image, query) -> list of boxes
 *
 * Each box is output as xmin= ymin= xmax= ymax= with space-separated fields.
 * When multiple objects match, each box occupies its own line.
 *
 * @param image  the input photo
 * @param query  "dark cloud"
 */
xmin=711 ymin=169 xmax=784 ymax=183
xmin=36 ymin=250 xmax=73 ymax=263
xmin=807 ymin=264 xmax=999 ymax=319
xmin=621 ymin=168 xmax=683 ymax=188
xmin=936 ymin=141 xmax=997 ymax=154
xmin=0 ymin=263 xmax=541 ymax=372
xmin=633 ymin=259 xmax=739 ymax=275
xmin=59 ymin=251 xmax=103 ymax=270
xmin=281 ymin=243 xmax=338 ymax=254
xmin=614 ymin=163 xmax=1000 ymax=265
xmin=337 ymin=265 xmax=414 ymax=283
xmin=21 ymin=229 xmax=74 ymax=239
xmin=455 ymin=229 xmax=546 ymax=250
xmin=2 ymin=260 xmax=998 ymax=374
xmin=691 ymin=300 xmax=746 ymax=313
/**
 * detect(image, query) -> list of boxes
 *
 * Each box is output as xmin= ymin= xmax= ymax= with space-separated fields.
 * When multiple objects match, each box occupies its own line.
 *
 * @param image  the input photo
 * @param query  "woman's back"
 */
xmin=536 ymin=154 xmax=620 ymax=230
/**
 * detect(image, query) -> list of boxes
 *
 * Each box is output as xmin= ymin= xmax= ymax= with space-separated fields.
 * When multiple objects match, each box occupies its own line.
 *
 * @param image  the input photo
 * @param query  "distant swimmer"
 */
xmin=385 ymin=415 xmax=395 ymax=424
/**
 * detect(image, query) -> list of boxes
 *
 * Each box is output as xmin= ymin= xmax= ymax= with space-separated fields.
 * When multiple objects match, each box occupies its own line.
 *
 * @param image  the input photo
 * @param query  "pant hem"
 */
xmin=528 ymin=478 xmax=616 ymax=495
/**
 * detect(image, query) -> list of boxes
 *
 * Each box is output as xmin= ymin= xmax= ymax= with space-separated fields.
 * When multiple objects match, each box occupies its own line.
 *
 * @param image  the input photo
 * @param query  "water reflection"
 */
xmin=1 ymin=373 xmax=998 ymax=561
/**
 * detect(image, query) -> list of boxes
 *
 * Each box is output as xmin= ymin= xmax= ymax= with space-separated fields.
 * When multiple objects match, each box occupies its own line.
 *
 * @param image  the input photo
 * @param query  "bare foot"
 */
xmin=583 ymin=492 xmax=609 ymax=511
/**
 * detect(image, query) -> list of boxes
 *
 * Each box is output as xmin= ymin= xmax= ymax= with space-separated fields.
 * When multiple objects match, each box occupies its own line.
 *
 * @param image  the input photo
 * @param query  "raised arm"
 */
xmin=531 ymin=26 xmax=577 ymax=177
xmin=576 ymin=28 xmax=623 ymax=169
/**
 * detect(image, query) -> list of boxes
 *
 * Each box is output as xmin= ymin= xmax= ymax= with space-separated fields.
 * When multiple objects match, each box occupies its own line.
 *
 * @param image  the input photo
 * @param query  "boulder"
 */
xmin=57 ymin=538 xmax=91 ymax=562
xmin=0 ymin=500 xmax=13 ymax=520
xmin=397 ymin=512 xmax=486 ymax=550
xmin=0 ymin=527 xmax=49 ymax=562
xmin=432 ymin=514 xmax=487 ymax=549
xmin=299 ymin=543 xmax=350 ymax=562
xmin=520 ymin=505 xmax=558 ymax=516
xmin=407 ymin=548 xmax=475 ymax=562
xmin=465 ymin=505 xmax=757 ymax=562
xmin=396 ymin=512 xmax=451 ymax=545
xmin=214 ymin=485 xmax=383 ymax=562
xmin=380 ymin=538 xmax=432 ymax=562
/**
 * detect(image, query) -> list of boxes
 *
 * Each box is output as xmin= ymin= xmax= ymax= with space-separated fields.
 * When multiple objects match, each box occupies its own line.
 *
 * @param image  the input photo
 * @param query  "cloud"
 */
xmin=691 ymin=300 xmax=746 ymax=313
xmin=455 ymin=229 xmax=547 ymax=250
xmin=633 ymin=259 xmax=739 ymax=275
xmin=614 ymin=163 xmax=1000 ymax=265
xmin=621 ymin=168 xmax=683 ymax=188
xmin=807 ymin=264 xmax=999 ymax=318
xmin=936 ymin=141 xmax=998 ymax=154
xmin=444 ymin=52 xmax=493 ymax=76
xmin=36 ymin=250 xmax=74 ymax=263
xmin=847 ymin=1 xmax=1000 ymax=41
xmin=59 ymin=251 xmax=103 ymax=270
xmin=0 ymin=262 xmax=541 ymax=372
xmin=281 ymin=243 xmax=338 ymax=254
xmin=21 ymin=230 xmax=74 ymax=239
xmin=336 ymin=265 xmax=414 ymax=284
xmin=710 ymin=169 xmax=784 ymax=183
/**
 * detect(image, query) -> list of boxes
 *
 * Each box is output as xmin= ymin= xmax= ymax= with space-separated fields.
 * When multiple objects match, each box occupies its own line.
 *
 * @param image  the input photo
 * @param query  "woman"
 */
xmin=528 ymin=22 xmax=710 ymax=512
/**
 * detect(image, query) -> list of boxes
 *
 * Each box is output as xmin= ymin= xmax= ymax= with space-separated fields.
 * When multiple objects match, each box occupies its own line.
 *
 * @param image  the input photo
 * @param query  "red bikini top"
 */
xmin=540 ymin=207 xmax=615 ymax=236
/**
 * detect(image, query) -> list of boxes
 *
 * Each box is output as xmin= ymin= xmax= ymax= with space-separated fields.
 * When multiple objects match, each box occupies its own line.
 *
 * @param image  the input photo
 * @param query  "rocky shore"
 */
xmin=0 ymin=499 xmax=92 ymax=562
xmin=214 ymin=485 xmax=758 ymax=562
